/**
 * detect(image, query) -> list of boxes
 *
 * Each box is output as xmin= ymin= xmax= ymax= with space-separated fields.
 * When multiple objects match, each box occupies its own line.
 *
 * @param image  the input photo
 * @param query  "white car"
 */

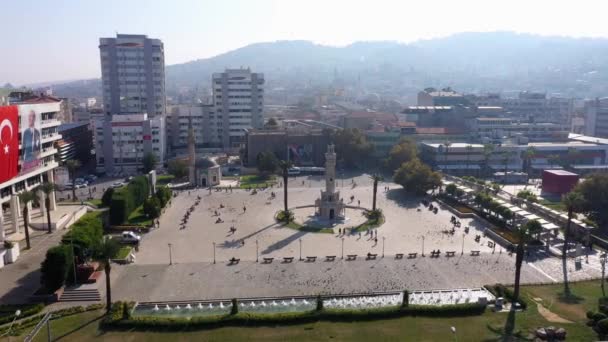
xmin=111 ymin=182 xmax=125 ymax=189
xmin=121 ymin=231 xmax=141 ymax=244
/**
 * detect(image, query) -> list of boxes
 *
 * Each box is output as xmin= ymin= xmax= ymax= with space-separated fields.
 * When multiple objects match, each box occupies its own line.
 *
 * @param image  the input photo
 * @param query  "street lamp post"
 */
xmin=382 ymin=237 xmax=385 ymax=258
xmin=213 ymin=242 xmax=216 ymax=264
xmin=422 ymin=236 xmax=425 ymax=257
xmin=601 ymin=253 xmax=607 ymax=297
xmin=461 ymin=234 xmax=465 ymax=256
xmin=299 ymin=239 xmax=302 ymax=261
xmin=450 ymin=326 xmax=457 ymax=342
xmin=256 ymin=240 xmax=259 ymax=262
xmin=341 ymin=238 xmax=345 ymax=260
xmin=1 ymin=310 xmax=21 ymax=337
xmin=71 ymin=237 xmax=78 ymax=285
xmin=168 ymin=243 xmax=172 ymax=265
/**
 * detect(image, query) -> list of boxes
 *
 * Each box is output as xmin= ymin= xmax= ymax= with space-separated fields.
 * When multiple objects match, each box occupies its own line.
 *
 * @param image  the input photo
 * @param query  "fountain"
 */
xmin=164 ymin=305 xmax=171 ymax=311
xmin=153 ymin=305 xmax=159 ymax=311
xmin=186 ymin=304 xmax=192 ymax=310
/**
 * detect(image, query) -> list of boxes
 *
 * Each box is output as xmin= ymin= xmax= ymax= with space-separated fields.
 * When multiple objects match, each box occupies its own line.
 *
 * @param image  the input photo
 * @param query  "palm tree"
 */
xmin=19 ymin=191 xmax=39 ymax=249
xmin=522 ymin=146 xmax=536 ymax=188
xmin=93 ymin=237 xmax=120 ymax=313
xmin=501 ymin=151 xmax=514 ymax=184
xmin=465 ymin=144 xmax=474 ymax=176
xmin=36 ymin=182 xmax=58 ymax=234
xmin=561 ymin=191 xmax=585 ymax=296
xmin=512 ymin=219 xmax=542 ymax=305
xmin=370 ymin=174 xmax=383 ymax=211
xmin=65 ymin=160 xmax=81 ymax=201
xmin=278 ymin=160 xmax=292 ymax=215
xmin=442 ymin=141 xmax=451 ymax=174
xmin=482 ymin=143 xmax=495 ymax=177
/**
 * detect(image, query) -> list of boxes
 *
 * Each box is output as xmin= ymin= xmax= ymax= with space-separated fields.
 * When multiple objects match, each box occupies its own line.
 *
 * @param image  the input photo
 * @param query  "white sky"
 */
xmin=2 ymin=0 xmax=608 ymax=85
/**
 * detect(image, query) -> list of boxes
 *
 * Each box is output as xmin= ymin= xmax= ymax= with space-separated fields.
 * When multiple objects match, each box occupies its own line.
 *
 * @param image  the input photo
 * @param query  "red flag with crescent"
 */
xmin=0 ymin=106 xmax=19 ymax=183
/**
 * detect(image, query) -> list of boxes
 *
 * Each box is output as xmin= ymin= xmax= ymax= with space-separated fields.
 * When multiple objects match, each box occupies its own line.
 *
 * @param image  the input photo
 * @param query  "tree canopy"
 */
xmin=256 ymin=151 xmax=279 ymax=174
xmin=168 ymin=159 xmax=189 ymax=179
xmin=386 ymin=138 xmax=418 ymax=171
xmin=574 ymin=173 xmax=608 ymax=227
xmin=142 ymin=152 xmax=157 ymax=173
xmin=332 ymin=128 xmax=373 ymax=168
xmin=393 ymin=159 xmax=441 ymax=195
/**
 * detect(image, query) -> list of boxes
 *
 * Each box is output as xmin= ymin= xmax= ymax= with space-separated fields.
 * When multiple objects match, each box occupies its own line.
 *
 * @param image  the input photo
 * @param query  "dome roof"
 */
xmin=195 ymin=157 xmax=218 ymax=169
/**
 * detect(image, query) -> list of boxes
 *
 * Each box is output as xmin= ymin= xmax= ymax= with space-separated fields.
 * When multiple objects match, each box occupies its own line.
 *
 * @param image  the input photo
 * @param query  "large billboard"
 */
xmin=19 ymin=104 xmax=42 ymax=173
xmin=0 ymin=106 xmax=19 ymax=183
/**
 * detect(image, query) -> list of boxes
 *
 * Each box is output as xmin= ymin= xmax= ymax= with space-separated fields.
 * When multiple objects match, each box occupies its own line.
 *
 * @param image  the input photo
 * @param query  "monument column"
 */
xmin=325 ymin=145 xmax=336 ymax=194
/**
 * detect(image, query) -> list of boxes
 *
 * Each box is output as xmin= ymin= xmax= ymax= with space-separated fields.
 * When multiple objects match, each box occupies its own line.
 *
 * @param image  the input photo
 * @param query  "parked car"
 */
xmin=111 ymin=182 xmax=125 ymax=189
xmin=84 ymin=175 xmax=97 ymax=183
xmin=121 ymin=231 xmax=141 ymax=244
xmin=61 ymin=184 xmax=73 ymax=190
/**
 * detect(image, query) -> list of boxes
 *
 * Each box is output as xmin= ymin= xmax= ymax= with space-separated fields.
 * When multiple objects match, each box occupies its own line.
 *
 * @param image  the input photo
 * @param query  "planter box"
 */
xmin=3 ymin=242 xmax=19 ymax=264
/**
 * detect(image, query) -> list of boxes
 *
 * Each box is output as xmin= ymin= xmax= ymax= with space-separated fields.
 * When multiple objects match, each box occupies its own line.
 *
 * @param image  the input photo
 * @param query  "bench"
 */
xmin=366 ymin=253 xmax=378 ymax=260
xmin=470 ymin=250 xmax=480 ymax=256
xmin=431 ymin=251 xmax=441 ymax=257
xmin=346 ymin=254 xmax=357 ymax=261
xmin=395 ymin=253 xmax=404 ymax=259
xmin=446 ymin=251 xmax=456 ymax=257
xmin=262 ymin=257 xmax=274 ymax=263
xmin=283 ymin=257 xmax=294 ymax=263
xmin=229 ymin=257 xmax=240 ymax=265
xmin=325 ymin=255 xmax=336 ymax=261
xmin=306 ymin=256 xmax=317 ymax=262
xmin=408 ymin=253 xmax=417 ymax=259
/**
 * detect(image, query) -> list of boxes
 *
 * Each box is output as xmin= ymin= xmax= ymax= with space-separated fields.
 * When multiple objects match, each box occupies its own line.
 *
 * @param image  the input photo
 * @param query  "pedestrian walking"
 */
xmin=358 ymin=200 xmax=360 ymax=206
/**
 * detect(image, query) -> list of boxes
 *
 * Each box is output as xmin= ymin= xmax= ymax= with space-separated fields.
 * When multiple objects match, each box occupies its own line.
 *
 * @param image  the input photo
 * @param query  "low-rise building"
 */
xmin=56 ymin=122 xmax=93 ymax=166
xmin=244 ymin=129 xmax=333 ymax=167
xmin=94 ymin=113 xmax=165 ymax=175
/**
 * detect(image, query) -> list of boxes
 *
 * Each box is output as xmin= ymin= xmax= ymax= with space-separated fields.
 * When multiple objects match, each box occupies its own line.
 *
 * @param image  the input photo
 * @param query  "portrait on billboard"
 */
xmin=19 ymin=105 xmax=42 ymax=172
xmin=288 ymin=144 xmax=313 ymax=165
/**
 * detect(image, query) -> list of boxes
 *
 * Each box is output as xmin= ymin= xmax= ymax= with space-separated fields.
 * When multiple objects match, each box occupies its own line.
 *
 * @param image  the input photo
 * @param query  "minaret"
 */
xmin=187 ymin=116 xmax=196 ymax=186
xmin=325 ymin=144 xmax=336 ymax=194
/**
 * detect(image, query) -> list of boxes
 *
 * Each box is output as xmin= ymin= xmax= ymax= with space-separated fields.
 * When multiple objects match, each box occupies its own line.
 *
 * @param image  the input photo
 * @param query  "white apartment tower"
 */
xmin=212 ymin=68 xmax=264 ymax=148
xmin=99 ymin=34 xmax=166 ymax=116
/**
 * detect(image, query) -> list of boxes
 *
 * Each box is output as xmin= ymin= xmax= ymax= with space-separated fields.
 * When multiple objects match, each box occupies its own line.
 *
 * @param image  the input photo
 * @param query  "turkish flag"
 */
xmin=0 ymin=106 xmax=19 ymax=183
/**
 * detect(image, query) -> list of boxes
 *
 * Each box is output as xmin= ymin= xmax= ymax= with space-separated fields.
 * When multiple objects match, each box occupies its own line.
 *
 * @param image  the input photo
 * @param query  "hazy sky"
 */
xmin=2 ymin=0 xmax=608 ymax=85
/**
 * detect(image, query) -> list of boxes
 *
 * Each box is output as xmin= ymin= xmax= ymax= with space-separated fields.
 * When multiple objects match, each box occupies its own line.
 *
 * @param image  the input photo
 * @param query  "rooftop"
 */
xmin=569 ymin=133 xmax=608 ymax=145
xmin=18 ymin=94 xmax=61 ymax=104
xmin=543 ymin=169 xmax=579 ymax=176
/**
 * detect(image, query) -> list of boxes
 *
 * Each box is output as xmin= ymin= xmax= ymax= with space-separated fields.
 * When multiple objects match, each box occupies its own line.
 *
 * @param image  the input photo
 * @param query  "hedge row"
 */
xmin=0 ymin=304 xmax=103 ymax=336
xmin=103 ymin=301 xmax=486 ymax=330
xmin=0 ymin=303 xmax=45 ymax=326
xmin=485 ymin=284 xmax=529 ymax=310
xmin=109 ymin=176 xmax=150 ymax=225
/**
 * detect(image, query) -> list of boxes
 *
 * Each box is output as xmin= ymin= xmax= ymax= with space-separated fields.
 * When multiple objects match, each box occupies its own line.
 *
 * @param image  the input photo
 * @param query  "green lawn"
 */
xmin=88 ymin=198 xmax=103 ymax=208
xmin=351 ymin=214 xmax=385 ymax=233
xmin=156 ymin=175 xmax=175 ymax=185
xmin=239 ymin=175 xmax=276 ymax=189
xmin=8 ymin=303 xmax=596 ymax=342
xmin=113 ymin=246 xmax=132 ymax=259
xmin=125 ymin=205 xmax=153 ymax=226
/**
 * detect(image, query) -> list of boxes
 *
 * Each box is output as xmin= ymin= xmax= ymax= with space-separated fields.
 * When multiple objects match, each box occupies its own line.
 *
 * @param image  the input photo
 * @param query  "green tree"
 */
xmin=92 ymin=237 xmax=121 ymax=313
xmin=143 ymin=197 xmax=161 ymax=219
xmin=445 ymin=183 xmax=457 ymax=196
xmin=256 ymin=151 xmax=279 ymax=175
xmin=65 ymin=159 xmax=81 ymax=201
xmin=266 ymin=117 xmax=278 ymax=129
xmin=575 ymin=173 xmax=608 ymax=226
xmin=36 ymin=182 xmax=58 ymax=234
xmin=167 ymin=159 xmax=189 ymax=179
xmin=512 ymin=220 xmax=542 ymax=309
xmin=386 ymin=138 xmax=417 ymax=171
xmin=142 ymin=152 xmax=157 ymax=173
xmin=370 ymin=174 xmax=383 ymax=211
xmin=393 ymin=159 xmax=441 ymax=195
xmin=522 ymin=146 xmax=537 ymax=187
xmin=561 ymin=191 xmax=585 ymax=297
xmin=279 ymin=160 xmax=293 ymax=220
xmin=332 ymin=128 xmax=373 ymax=168
xmin=101 ymin=187 xmax=114 ymax=208
xmin=19 ymin=191 xmax=38 ymax=249
xmin=40 ymin=245 xmax=73 ymax=292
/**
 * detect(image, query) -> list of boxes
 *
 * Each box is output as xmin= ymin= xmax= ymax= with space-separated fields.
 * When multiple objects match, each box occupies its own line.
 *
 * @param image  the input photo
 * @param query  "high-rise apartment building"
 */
xmin=584 ymin=97 xmax=608 ymax=138
xmin=99 ymin=34 xmax=166 ymax=116
xmin=212 ymin=68 xmax=264 ymax=148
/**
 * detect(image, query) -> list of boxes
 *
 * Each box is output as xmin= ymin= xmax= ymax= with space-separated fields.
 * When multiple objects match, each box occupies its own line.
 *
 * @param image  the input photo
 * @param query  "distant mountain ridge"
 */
xmin=48 ymin=32 xmax=608 ymax=100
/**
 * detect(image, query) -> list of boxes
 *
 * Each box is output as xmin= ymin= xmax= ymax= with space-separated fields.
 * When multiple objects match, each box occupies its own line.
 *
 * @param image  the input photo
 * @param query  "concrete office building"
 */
xmin=166 ymin=104 xmax=215 ymax=154
xmin=212 ymin=68 xmax=264 ymax=148
xmin=584 ymin=97 xmax=608 ymax=138
xmin=99 ymin=34 xmax=166 ymax=116
xmin=0 ymin=96 xmax=62 ymax=240
xmin=94 ymin=113 xmax=165 ymax=174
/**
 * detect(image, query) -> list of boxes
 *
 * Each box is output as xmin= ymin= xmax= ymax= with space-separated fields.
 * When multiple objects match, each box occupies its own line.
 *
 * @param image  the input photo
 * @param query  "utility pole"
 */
xmin=168 ymin=243 xmax=173 ymax=265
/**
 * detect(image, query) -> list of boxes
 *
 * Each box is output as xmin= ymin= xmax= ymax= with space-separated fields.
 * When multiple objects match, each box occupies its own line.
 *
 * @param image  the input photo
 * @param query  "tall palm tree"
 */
xmin=465 ymin=144 xmax=474 ymax=176
xmin=65 ymin=160 xmax=82 ymax=201
xmin=19 ymin=191 xmax=39 ymax=249
xmin=278 ymin=160 xmax=292 ymax=215
xmin=512 ymin=219 xmax=542 ymax=305
xmin=93 ymin=237 xmax=120 ymax=313
xmin=36 ymin=182 xmax=58 ymax=234
xmin=501 ymin=151 xmax=514 ymax=184
xmin=442 ymin=141 xmax=451 ymax=174
xmin=522 ymin=146 xmax=537 ymax=188
xmin=370 ymin=174 xmax=383 ymax=211
xmin=561 ymin=191 xmax=585 ymax=296
xmin=483 ymin=143 xmax=495 ymax=177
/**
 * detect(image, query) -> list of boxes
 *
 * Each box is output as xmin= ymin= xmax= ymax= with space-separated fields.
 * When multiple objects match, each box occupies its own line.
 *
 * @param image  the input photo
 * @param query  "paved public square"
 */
xmin=111 ymin=174 xmax=604 ymax=302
